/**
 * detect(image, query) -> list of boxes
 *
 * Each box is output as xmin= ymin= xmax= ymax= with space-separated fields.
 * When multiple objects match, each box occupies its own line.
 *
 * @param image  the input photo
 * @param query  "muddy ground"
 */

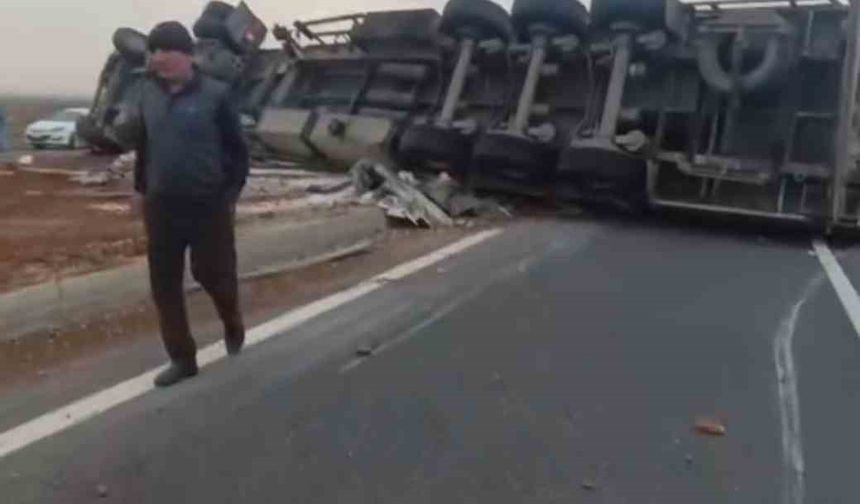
xmin=0 ymin=151 xmax=353 ymax=294
xmin=0 ymin=165 xmax=144 ymax=293
xmin=0 ymin=147 xmax=497 ymax=392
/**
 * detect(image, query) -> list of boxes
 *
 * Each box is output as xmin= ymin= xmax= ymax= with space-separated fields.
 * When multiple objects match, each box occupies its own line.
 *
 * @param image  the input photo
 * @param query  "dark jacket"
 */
xmin=133 ymin=72 xmax=248 ymax=199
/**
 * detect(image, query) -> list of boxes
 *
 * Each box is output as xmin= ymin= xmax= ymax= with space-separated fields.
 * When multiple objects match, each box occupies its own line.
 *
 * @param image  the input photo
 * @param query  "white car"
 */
xmin=25 ymin=108 xmax=90 ymax=150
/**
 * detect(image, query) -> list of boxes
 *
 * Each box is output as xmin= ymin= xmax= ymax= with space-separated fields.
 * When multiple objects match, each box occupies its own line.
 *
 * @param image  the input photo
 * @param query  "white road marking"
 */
xmin=774 ymin=276 xmax=822 ymax=504
xmin=339 ymin=238 xmax=560 ymax=375
xmin=0 ymin=228 xmax=503 ymax=460
xmin=812 ymin=240 xmax=860 ymax=337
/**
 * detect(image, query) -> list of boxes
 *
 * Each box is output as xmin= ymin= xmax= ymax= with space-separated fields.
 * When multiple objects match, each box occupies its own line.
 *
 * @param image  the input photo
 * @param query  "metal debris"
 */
xmin=695 ymin=417 xmax=727 ymax=436
xmin=356 ymin=346 xmax=375 ymax=357
xmin=71 ymin=172 xmax=112 ymax=186
xmin=352 ymin=159 xmax=453 ymax=227
xmin=69 ymin=152 xmax=135 ymax=187
xmin=88 ymin=203 xmax=131 ymax=215
xmin=306 ymin=179 xmax=353 ymax=195
xmin=351 ymin=159 xmax=507 ymax=227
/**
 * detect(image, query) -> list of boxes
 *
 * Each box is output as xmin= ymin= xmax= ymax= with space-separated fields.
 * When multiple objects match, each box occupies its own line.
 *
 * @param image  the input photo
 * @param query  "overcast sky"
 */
xmin=1 ymin=0 xmax=582 ymax=98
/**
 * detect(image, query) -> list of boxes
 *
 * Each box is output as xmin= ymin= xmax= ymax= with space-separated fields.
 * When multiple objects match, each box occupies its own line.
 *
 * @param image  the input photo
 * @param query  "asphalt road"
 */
xmin=2 ymin=217 xmax=860 ymax=503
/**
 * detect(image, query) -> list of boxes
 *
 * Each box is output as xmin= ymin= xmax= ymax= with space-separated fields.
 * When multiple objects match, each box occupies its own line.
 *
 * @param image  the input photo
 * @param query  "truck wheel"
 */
xmin=557 ymin=141 xmax=647 ymax=198
xmin=511 ymin=0 xmax=589 ymax=40
xmin=194 ymin=39 xmax=245 ymax=82
xmin=199 ymin=1 xmax=234 ymax=20
xmin=76 ymin=116 xmax=103 ymax=150
xmin=77 ymin=115 xmax=124 ymax=154
xmin=439 ymin=0 xmax=514 ymax=43
xmin=590 ymin=0 xmax=668 ymax=30
xmin=112 ymin=28 xmax=148 ymax=65
xmin=193 ymin=1 xmax=236 ymax=45
xmin=697 ymin=33 xmax=794 ymax=94
xmin=472 ymin=132 xmax=556 ymax=183
xmin=398 ymin=124 xmax=474 ymax=174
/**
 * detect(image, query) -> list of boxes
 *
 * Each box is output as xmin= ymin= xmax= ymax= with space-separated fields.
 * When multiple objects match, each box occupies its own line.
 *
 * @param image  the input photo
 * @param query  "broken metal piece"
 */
xmin=351 ymin=160 xmax=455 ymax=227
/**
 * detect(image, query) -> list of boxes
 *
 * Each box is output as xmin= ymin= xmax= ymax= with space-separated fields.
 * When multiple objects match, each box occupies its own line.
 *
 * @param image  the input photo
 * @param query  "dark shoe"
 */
xmin=154 ymin=361 xmax=198 ymax=388
xmin=225 ymin=321 xmax=245 ymax=356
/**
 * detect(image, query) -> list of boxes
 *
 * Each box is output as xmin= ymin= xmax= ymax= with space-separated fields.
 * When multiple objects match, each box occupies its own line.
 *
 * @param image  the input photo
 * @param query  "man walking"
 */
xmin=133 ymin=21 xmax=249 ymax=387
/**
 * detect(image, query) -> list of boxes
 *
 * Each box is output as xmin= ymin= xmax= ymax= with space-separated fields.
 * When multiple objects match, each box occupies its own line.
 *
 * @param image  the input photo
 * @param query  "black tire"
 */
xmin=556 ymin=143 xmax=648 ymax=210
xmin=557 ymin=140 xmax=646 ymax=191
xmin=697 ymin=33 xmax=795 ymax=94
xmin=76 ymin=115 xmax=111 ymax=150
xmin=193 ymin=2 xmax=236 ymax=45
xmin=112 ymin=28 xmax=148 ymax=65
xmin=76 ymin=116 xmax=124 ymax=154
xmin=439 ymin=0 xmax=514 ymax=43
xmin=194 ymin=39 xmax=245 ymax=82
xmin=398 ymin=124 xmax=474 ymax=174
xmin=200 ymin=1 xmax=234 ymax=20
xmin=590 ymin=0 xmax=668 ymax=30
xmin=76 ymin=116 xmax=99 ymax=145
xmin=511 ymin=0 xmax=589 ymax=40
xmin=193 ymin=18 xmax=229 ymax=42
xmin=472 ymin=132 xmax=556 ymax=183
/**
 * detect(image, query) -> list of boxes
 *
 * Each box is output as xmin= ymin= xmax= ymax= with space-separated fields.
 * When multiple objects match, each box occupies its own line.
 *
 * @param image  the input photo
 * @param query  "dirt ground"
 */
xmin=0 ymin=137 xmax=497 ymax=391
xmin=0 ymin=166 xmax=145 ymax=293
xmin=0 ymin=150 xmax=353 ymax=293
xmin=0 ymin=226 xmax=474 ymax=392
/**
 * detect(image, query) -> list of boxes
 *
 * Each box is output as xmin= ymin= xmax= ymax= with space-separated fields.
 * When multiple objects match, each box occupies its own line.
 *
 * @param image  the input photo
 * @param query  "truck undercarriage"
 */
xmin=79 ymin=0 xmax=860 ymax=230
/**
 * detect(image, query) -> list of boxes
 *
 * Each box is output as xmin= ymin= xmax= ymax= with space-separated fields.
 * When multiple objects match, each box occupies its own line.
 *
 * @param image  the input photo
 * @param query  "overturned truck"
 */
xmin=81 ymin=0 xmax=860 ymax=229
xmin=78 ymin=2 xmax=279 ymax=152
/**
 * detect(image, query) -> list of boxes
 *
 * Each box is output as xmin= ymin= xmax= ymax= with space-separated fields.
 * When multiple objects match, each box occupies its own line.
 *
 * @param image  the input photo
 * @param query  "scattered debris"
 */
xmin=351 ymin=159 xmax=506 ymax=227
xmin=420 ymin=172 xmax=488 ymax=218
xmin=356 ymin=345 xmax=375 ymax=357
xmin=87 ymin=203 xmax=131 ymax=215
xmin=236 ymin=189 xmax=353 ymax=218
xmin=111 ymin=151 xmax=136 ymax=171
xmin=71 ymin=172 xmax=112 ymax=186
xmin=70 ymin=152 xmax=135 ymax=187
xmin=250 ymin=160 xmax=300 ymax=171
xmin=695 ymin=417 xmax=727 ymax=436
xmin=352 ymin=160 xmax=453 ymax=227
xmin=250 ymin=167 xmax=322 ymax=178
xmin=18 ymin=167 xmax=81 ymax=176
xmin=307 ymin=179 xmax=353 ymax=195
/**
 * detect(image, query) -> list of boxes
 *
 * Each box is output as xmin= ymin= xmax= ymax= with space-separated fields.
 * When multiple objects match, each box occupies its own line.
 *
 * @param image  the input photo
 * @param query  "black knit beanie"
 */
xmin=148 ymin=21 xmax=194 ymax=54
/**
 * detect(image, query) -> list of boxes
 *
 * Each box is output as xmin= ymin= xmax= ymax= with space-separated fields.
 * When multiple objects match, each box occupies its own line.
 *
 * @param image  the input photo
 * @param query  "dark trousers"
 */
xmin=143 ymin=194 xmax=241 ymax=364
